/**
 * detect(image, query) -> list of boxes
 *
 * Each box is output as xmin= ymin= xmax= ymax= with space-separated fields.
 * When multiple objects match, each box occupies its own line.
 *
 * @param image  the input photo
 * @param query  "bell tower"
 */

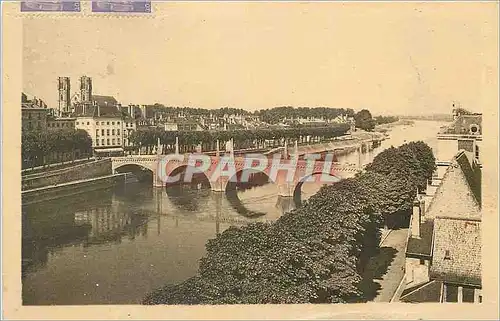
xmin=80 ymin=75 xmax=92 ymax=103
xmin=57 ymin=77 xmax=71 ymax=114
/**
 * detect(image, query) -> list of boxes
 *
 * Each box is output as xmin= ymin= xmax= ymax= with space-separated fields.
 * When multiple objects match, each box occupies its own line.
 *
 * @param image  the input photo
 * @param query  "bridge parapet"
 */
xmin=111 ymin=152 xmax=362 ymax=193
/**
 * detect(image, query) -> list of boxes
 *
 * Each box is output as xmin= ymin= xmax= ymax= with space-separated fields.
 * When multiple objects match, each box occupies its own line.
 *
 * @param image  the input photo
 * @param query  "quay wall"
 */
xmin=22 ymin=173 xmax=126 ymax=205
xmin=22 ymin=159 xmax=112 ymax=191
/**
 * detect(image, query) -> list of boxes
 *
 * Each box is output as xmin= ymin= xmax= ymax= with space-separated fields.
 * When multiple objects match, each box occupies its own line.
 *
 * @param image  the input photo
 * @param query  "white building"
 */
xmin=123 ymin=117 xmax=137 ymax=148
xmin=75 ymin=115 xmax=124 ymax=155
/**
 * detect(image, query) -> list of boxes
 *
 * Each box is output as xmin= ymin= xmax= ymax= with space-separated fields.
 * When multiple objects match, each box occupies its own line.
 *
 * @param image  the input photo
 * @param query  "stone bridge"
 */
xmin=111 ymin=152 xmax=361 ymax=197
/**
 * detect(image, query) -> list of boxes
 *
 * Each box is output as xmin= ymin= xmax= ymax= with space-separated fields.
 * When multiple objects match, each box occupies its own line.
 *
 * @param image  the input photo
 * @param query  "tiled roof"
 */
xmin=430 ymin=217 xmax=481 ymax=286
xmin=406 ymin=220 xmax=434 ymax=258
xmin=455 ymin=151 xmax=481 ymax=205
xmin=439 ymin=114 xmax=482 ymax=135
xmin=73 ymin=104 xmax=122 ymax=118
xmin=425 ymin=151 xmax=481 ymax=220
xmin=400 ymin=280 xmax=442 ymax=303
xmin=92 ymin=95 xmax=118 ymax=108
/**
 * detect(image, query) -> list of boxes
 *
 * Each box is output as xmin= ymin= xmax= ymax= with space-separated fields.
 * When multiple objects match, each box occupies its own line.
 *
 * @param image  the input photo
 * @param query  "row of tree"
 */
xmin=374 ymin=115 xmax=399 ymax=125
xmin=141 ymin=105 xmax=356 ymax=123
xmin=353 ymin=110 xmax=399 ymax=131
xmin=129 ymin=124 xmax=350 ymax=154
xmin=254 ymin=107 xmax=355 ymax=124
xmin=145 ymin=104 xmax=252 ymax=118
xmin=143 ymin=141 xmax=436 ymax=304
xmin=22 ymin=129 xmax=93 ymax=169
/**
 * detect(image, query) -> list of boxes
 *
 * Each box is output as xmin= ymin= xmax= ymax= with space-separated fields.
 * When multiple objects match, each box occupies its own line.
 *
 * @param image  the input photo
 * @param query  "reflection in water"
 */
xmin=22 ymin=121 xmax=449 ymax=305
xmin=165 ymin=184 xmax=211 ymax=212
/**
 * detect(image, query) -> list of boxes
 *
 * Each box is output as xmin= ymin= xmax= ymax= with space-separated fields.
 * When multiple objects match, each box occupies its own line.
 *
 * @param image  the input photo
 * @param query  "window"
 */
xmin=28 ymin=113 xmax=32 ymax=120
xmin=117 ymin=138 xmax=121 ymax=144
xmin=112 ymin=129 xmax=115 ymax=135
xmin=96 ymin=140 xmax=99 ymax=146
xmin=107 ymin=121 xmax=110 ymax=125
xmin=101 ymin=129 xmax=105 ymax=136
xmin=107 ymin=129 xmax=110 ymax=136
xmin=76 ymin=122 xmax=79 ymax=125
xmin=87 ymin=122 xmax=90 ymax=125
xmin=462 ymin=287 xmax=475 ymax=303
xmin=112 ymin=121 xmax=115 ymax=125
xmin=101 ymin=139 xmax=105 ymax=145
xmin=107 ymin=139 xmax=110 ymax=145
xmin=444 ymin=250 xmax=451 ymax=260
xmin=419 ymin=259 xmax=426 ymax=265
xmin=112 ymin=138 xmax=115 ymax=145
xmin=117 ymin=129 xmax=120 ymax=135
xmin=117 ymin=121 xmax=120 ymax=125
xmin=56 ymin=123 xmax=60 ymax=127
xmin=96 ymin=129 xmax=99 ymax=137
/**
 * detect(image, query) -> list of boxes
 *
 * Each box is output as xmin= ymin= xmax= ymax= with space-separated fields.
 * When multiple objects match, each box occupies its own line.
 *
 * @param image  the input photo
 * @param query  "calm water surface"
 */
xmin=22 ymin=120 xmax=447 ymax=305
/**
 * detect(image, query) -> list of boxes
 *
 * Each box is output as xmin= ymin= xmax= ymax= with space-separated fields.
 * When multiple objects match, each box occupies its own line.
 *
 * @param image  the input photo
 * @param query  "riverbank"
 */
xmin=375 ymin=120 xmax=415 ymax=133
xmin=22 ymin=173 xmax=128 ymax=205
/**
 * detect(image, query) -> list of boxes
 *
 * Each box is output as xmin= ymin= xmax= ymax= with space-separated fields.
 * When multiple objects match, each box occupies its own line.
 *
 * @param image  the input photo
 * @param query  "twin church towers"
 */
xmin=57 ymin=76 xmax=93 ymax=115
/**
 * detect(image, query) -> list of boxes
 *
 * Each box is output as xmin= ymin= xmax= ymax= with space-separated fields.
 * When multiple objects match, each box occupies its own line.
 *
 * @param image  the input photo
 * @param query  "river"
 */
xmin=22 ymin=120 xmax=448 ymax=305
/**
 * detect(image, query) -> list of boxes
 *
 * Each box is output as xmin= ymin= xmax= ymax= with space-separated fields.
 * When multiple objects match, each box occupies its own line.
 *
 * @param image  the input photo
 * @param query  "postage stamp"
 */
xmin=20 ymin=0 xmax=80 ymax=12
xmin=91 ymin=0 xmax=151 ymax=13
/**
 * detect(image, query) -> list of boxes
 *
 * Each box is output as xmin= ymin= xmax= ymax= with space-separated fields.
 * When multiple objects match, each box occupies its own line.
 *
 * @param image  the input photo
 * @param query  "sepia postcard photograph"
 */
xmin=2 ymin=1 xmax=499 ymax=319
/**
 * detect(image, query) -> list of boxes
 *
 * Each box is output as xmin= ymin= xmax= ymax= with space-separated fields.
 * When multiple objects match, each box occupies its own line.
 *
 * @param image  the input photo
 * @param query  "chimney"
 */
xmin=411 ymin=197 xmax=421 ymax=238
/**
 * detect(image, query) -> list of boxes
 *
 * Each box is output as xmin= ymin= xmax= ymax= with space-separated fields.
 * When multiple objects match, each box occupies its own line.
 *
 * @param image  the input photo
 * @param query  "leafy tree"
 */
xmin=144 ymin=141 xmax=436 ymax=305
xmin=373 ymin=115 xmax=399 ymax=125
xmin=129 ymin=125 xmax=350 ymax=155
xmin=354 ymin=109 xmax=375 ymax=131
xmin=21 ymin=129 xmax=92 ymax=169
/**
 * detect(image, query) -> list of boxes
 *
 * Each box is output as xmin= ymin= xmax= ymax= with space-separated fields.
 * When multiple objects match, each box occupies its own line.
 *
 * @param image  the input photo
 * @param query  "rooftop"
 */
xmin=425 ymin=151 xmax=481 ymax=220
xmin=430 ymin=217 xmax=481 ymax=287
xmin=92 ymin=95 xmax=118 ymax=108
xmin=438 ymin=114 xmax=482 ymax=136
xmin=406 ymin=220 xmax=434 ymax=258
xmin=399 ymin=280 xmax=443 ymax=303
xmin=73 ymin=104 xmax=122 ymax=118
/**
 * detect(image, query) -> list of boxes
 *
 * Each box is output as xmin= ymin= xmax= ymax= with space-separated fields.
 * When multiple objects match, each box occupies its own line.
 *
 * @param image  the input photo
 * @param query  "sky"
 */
xmin=22 ymin=2 xmax=497 ymax=115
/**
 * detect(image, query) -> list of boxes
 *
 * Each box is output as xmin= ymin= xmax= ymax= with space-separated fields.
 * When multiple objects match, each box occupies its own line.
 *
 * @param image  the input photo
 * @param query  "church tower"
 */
xmin=80 ymin=75 xmax=92 ymax=103
xmin=57 ymin=77 xmax=71 ymax=114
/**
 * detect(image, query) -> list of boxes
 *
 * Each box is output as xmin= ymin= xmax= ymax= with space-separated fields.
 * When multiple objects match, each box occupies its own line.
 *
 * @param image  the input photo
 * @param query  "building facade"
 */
xmin=401 ymin=150 xmax=482 ymax=303
xmin=75 ymin=116 xmax=124 ymax=155
xmin=22 ymin=94 xmax=49 ymax=132
xmin=22 ymin=106 xmax=48 ymax=131
xmin=436 ymin=110 xmax=481 ymax=167
xmin=47 ymin=117 xmax=76 ymax=131
xmin=123 ymin=118 xmax=137 ymax=148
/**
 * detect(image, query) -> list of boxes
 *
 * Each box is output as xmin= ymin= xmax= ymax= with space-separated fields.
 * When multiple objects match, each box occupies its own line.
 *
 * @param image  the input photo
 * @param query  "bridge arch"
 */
xmin=293 ymin=172 xmax=342 ymax=206
xmin=225 ymin=168 xmax=277 ymax=218
xmin=113 ymin=161 xmax=156 ymax=173
xmin=164 ymin=164 xmax=213 ymax=190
